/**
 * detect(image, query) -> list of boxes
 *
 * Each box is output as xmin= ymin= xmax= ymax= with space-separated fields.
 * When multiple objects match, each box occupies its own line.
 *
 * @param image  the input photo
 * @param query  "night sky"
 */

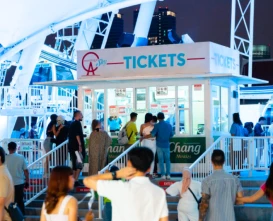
xmin=121 ymin=0 xmax=273 ymax=54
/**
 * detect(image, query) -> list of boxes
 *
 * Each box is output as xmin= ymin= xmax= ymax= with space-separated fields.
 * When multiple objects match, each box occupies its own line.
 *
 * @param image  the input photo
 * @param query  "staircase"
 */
xmin=24 ymin=176 xmax=272 ymax=221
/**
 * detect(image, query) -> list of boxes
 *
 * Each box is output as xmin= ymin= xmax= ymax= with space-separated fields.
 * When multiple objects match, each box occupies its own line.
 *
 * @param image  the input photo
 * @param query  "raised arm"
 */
xmin=83 ymin=167 xmax=136 ymax=191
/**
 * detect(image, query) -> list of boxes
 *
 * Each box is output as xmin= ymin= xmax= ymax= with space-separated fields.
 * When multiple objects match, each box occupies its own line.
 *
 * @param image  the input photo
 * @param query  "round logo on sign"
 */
xmin=82 ymin=52 xmax=100 ymax=76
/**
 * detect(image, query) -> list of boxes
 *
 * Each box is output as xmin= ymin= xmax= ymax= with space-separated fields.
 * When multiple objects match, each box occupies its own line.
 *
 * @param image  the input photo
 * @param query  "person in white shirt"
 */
xmin=83 ymin=147 xmax=169 ymax=221
xmin=166 ymin=167 xmax=201 ymax=221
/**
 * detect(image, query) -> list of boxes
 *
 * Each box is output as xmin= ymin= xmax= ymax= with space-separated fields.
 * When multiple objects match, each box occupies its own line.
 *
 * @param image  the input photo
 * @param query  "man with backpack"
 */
xmin=126 ymin=112 xmax=138 ymax=147
xmin=118 ymin=112 xmax=138 ymax=147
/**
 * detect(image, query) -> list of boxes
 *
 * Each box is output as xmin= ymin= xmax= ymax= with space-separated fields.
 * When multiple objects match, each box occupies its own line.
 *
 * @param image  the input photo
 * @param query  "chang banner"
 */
xmin=106 ymin=137 xmax=206 ymax=172
xmin=77 ymin=42 xmax=240 ymax=79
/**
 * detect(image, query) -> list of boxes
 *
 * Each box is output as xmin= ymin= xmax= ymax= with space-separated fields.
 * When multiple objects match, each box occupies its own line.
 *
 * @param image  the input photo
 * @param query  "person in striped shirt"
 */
xmin=199 ymin=149 xmax=244 ymax=221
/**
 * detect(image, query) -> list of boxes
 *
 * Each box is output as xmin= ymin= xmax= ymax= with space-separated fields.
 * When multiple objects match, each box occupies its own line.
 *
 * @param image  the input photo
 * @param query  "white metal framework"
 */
xmin=230 ymin=0 xmax=255 ymax=78
xmin=0 ymin=0 xmax=256 ymax=139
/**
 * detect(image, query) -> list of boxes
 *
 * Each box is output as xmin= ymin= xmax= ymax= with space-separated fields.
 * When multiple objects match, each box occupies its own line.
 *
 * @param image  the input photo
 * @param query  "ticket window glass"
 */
xmin=149 ymin=86 xmax=175 ymax=132
xmin=178 ymin=86 xmax=190 ymax=134
xmin=107 ymin=88 xmax=134 ymax=135
xmin=135 ymin=88 xmax=147 ymax=130
xmin=94 ymin=89 xmax=105 ymax=129
xmin=213 ymin=86 xmax=229 ymax=132
xmin=192 ymin=84 xmax=205 ymax=135
xmin=83 ymin=89 xmax=92 ymax=134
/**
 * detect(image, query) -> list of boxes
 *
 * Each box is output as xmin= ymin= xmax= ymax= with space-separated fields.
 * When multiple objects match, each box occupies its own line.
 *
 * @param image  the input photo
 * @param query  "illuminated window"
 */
xmin=116 ymin=13 xmax=122 ymax=19
xmin=167 ymin=11 xmax=176 ymax=17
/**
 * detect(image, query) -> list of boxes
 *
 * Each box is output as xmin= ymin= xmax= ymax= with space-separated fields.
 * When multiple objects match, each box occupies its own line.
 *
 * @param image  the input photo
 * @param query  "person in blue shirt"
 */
xmin=229 ymin=113 xmax=247 ymax=176
xmin=108 ymin=116 xmax=122 ymax=134
xmin=254 ymin=117 xmax=267 ymax=167
xmin=145 ymin=112 xmax=174 ymax=180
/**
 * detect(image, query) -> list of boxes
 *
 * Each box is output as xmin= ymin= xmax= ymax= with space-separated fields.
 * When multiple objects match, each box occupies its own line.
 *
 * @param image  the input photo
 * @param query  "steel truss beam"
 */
xmin=230 ymin=0 xmax=255 ymax=78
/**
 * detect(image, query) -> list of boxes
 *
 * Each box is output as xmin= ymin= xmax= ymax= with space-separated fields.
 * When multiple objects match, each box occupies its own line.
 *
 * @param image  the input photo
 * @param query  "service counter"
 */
xmin=37 ymin=42 xmax=267 ymax=173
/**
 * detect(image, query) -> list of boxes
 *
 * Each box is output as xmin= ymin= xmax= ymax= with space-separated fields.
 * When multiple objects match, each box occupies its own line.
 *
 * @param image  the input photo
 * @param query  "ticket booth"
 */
xmin=39 ymin=42 xmax=267 ymax=172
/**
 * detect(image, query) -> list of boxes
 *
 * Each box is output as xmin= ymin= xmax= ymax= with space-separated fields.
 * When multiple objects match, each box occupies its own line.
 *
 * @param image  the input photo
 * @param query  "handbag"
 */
xmin=188 ymin=187 xmax=202 ymax=210
xmin=5 ymin=203 xmax=24 ymax=221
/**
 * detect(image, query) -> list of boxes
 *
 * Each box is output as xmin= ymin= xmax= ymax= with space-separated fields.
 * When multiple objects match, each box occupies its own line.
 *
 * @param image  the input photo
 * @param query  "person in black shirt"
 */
xmin=53 ymin=115 xmax=69 ymax=165
xmin=43 ymin=114 xmax=58 ymax=177
xmin=69 ymin=110 xmax=86 ymax=186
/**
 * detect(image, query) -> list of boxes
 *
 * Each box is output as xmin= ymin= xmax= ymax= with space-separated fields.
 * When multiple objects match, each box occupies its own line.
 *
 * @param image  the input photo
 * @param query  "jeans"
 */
xmin=157 ymin=147 xmax=171 ymax=176
xmin=103 ymin=202 xmax=112 ymax=221
xmin=15 ymin=184 xmax=25 ymax=215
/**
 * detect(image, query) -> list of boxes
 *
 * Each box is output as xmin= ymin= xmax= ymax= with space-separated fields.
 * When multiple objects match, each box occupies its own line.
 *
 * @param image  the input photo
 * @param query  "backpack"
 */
xmin=118 ymin=123 xmax=133 ymax=145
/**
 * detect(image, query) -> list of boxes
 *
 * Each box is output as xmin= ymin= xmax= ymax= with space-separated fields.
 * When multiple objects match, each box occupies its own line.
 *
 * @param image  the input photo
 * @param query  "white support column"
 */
xmin=131 ymin=1 xmax=157 ymax=47
xmin=10 ymin=38 xmax=45 ymax=88
xmin=204 ymin=80 xmax=213 ymax=148
xmin=230 ymin=0 xmax=255 ymax=79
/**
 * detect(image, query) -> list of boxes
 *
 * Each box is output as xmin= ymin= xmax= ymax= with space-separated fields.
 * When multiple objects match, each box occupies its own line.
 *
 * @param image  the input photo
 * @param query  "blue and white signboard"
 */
xmin=77 ymin=42 xmax=240 ymax=79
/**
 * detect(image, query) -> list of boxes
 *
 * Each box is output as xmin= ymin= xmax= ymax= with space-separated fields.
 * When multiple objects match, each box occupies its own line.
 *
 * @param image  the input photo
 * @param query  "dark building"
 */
xmin=242 ymin=59 xmax=273 ymax=85
xmin=134 ymin=7 xmax=176 ymax=45
xmin=91 ymin=13 xmax=124 ymax=49
xmin=253 ymin=45 xmax=271 ymax=60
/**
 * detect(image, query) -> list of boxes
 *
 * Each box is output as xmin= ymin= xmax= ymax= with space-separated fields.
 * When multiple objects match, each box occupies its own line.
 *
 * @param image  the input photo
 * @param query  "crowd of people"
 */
xmin=2 ymin=109 xmax=273 ymax=221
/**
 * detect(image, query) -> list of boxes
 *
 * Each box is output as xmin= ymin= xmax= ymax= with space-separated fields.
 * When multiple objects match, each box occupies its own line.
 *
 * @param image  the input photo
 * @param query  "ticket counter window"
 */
xmin=178 ymin=86 xmax=189 ymax=134
xmin=83 ymin=89 xmax=92 ymax=132
xmin=192 ymin=84 xmax=205 ymax=135
xmin=221 ymin=87 xmax=228 ymax=132
xmin=94 ymin=89 xmax=104 ymax=129
xmin=149 ymin=86 xmax=175 ymax=132
xmin=213 ymin=86 xmax=229 ymax=132
xmin=135 ymin=88 xmax=147 ymax=130
xmin=107 ymin=88 xmax=134 ymax=134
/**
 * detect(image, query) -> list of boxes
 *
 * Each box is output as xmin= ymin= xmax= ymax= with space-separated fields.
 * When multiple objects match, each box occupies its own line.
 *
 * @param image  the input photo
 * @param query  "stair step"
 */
xmin=25 ymin=216 xmax=102 ymax=221
xmin=235 ymin=204 xmax=272 ymax=221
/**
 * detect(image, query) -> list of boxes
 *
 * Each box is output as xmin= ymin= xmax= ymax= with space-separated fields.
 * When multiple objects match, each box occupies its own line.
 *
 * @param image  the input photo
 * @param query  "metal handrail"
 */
xmin=25 ymin=140 xmax=69 ymax=206
xmin=28 ymin=140 xmax=68 ymax=167
xmin=189 ymin=136 xmax=222 ymax=170
xmin=99 ymin=140 xmax=140 ymax=174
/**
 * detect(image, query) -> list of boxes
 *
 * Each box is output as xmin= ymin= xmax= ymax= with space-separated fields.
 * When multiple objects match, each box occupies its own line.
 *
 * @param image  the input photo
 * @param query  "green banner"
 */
xmin=106 ymin=137 xmax=206 ymax=163
xmin=108 ymin=139 xmax=127 ymax=162
xmin=169 ymin=137 xmax=206 ymax=163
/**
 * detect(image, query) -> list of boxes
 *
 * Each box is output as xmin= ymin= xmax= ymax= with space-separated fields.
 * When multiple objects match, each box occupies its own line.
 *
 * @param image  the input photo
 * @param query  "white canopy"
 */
xmin=0 ymin=0 xmax=101 ymax=47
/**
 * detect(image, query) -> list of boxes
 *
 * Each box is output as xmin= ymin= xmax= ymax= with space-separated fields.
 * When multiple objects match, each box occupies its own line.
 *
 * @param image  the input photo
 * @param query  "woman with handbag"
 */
xmin=88 ymin=120 xmax=112 ymax=176
xmin=166 ymin=168 xmax=201 ymax=221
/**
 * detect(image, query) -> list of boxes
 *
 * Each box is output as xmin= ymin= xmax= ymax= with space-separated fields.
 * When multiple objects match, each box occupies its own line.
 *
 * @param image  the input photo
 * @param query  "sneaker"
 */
xmin=166 ymin=175 xmax=171 ymax=180
xmin=161 ymin=175 xmax=166 ymax=180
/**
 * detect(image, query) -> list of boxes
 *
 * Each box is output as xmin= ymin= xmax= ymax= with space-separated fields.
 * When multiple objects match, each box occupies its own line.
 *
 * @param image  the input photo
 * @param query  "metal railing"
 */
xmin=189 ymin=137 xmax=222 ymax=181
xmin=97 ymin=140 xmax=141 ymax=218
xmin=0 ymin=139 xmax=44 ymax=164
xmin=190 ymin=136 xmax=273 ymax=181
xmin=0 ymin=85 xmax=48 ymax=109
xmin=24 ymin=140 xmax=69 ymax=206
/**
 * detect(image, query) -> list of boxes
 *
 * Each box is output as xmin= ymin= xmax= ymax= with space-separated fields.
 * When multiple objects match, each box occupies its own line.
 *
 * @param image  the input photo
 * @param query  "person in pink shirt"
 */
xmin=237 ymin=163 xmax=273 ymax=220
